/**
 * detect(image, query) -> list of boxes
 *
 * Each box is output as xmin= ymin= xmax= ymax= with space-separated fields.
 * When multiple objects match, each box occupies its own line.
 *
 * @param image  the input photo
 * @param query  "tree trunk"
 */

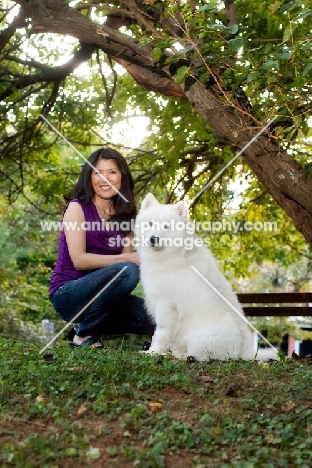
xmin=181 ymin=81 xmax=312 ymax=245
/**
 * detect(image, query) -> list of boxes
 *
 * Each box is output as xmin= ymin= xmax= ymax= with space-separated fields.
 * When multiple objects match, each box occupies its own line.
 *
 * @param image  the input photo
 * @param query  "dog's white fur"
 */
xmin=136 ymin=193 xmax=277 ymax=361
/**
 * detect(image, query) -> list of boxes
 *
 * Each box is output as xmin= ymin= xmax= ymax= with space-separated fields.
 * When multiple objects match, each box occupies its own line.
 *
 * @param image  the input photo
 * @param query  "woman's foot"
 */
xmin=70 ymin=334 xmax=104 ymax=348
xmin=73 ymin=334 xmax=92 ymax=346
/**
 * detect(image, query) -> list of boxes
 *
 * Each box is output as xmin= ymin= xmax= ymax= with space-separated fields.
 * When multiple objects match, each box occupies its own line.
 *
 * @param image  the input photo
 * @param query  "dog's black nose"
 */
xmin=149 ymin=235 xmax=159 ymax=246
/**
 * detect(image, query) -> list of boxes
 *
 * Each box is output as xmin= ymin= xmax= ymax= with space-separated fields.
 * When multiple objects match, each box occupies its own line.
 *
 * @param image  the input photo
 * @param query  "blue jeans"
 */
xmin=50 ymin=262 xmax=152 ymax=338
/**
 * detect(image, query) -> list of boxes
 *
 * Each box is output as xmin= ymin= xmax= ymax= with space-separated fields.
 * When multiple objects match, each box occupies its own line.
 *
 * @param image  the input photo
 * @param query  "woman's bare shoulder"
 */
xmin=63 ymin=200 xmax=84 ymax=220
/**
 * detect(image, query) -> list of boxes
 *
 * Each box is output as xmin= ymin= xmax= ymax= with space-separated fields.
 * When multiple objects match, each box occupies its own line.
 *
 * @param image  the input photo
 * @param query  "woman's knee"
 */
xmin=122 ymin=261 xmax=140 ymax=286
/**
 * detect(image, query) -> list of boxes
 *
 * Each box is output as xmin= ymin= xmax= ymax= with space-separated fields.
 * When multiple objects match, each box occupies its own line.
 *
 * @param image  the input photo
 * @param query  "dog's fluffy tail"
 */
xmin=255 ymin=348 xmax=279 ymax=361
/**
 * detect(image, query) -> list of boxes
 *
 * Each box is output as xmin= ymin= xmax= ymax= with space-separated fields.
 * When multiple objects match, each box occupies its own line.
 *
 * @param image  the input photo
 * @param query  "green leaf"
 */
xmin=157 ymin=40 xmax=172 ymax=49
xmin=199 ymin=72 xmax=209 ymax=83
xmin=197 ymin=4 xmax=218 ymax=12
xmin=207 ymin=23 xmax=226 ymax=31
xmin=246 ymin=71 xmax=260 ymax=83
xmin=168 ymin=166 xmax=176 ymax=178
xmin=227 ymin=38 xmax=244 ymax=53
xmin=138 ymin=36 xmax=153 ymax=47
xmin=263 ymin=59 xmax=279 ymax=71
xmin=277 ymin=105 xmax=289 ymax=116
xmin=264 ymin=43 xmax=273 ymax=54
xmin=273 ymin=50 xmax=291 ymax=60
xmin=280 ymin=1 xmax=297 ymax=12
xmin=226 ymin=24 xmax=239 ymax=35
xmin=292 ymin=73 xmax=304 ymax=87
xmin=175 ymin=65 xmax=189 ymax=84
xmin=302 ymin=63 xmax=312 ymax=76
xmin=152 ymin=47 xmax=162 ymax=62
xmin=283 ymin=24 xmax=297 ymax=42
xmin=297 ymin=8 xmax=312 ymax=19
xmin=65 ymin=448 xmax=77 ymax=456
xmin=277 ymin=349 xmax=287 ymax=361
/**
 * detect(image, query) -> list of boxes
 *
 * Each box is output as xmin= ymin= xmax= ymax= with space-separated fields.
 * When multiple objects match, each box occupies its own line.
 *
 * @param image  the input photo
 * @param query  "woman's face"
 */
xmin=91 ymin=158 xmax=122 ymax=200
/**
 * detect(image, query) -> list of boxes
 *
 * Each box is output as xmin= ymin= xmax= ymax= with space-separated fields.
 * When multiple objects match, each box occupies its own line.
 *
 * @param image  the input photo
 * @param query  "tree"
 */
xmin=1 ymin=0 xmax=312 ymax=245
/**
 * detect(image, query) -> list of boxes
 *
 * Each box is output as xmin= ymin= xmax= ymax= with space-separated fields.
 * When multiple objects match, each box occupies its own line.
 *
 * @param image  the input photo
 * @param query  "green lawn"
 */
xmin=0 ymin=337 xmax=311 ymax=467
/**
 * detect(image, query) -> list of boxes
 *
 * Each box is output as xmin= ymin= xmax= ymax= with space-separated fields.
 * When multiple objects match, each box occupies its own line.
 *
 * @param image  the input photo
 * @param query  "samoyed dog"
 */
xmin=135 ymin=193 xmax=277 ymax=361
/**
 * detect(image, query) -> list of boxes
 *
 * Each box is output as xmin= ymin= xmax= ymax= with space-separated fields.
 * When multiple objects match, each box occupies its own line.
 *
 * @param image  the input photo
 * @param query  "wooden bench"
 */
xmin=237 ymin=292 xmax=312 ymax=317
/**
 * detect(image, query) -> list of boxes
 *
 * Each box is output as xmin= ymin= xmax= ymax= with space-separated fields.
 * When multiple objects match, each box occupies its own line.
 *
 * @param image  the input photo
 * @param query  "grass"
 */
xmin=0 ymin=336 xmax=311 ymax=468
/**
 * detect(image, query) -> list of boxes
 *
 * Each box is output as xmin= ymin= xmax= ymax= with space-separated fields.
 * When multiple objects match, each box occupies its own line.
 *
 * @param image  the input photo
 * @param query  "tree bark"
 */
xmin=13 ymin=0 xmax=312 ymax=246
xmin=182 ymin=81 xmax=312 ymax=245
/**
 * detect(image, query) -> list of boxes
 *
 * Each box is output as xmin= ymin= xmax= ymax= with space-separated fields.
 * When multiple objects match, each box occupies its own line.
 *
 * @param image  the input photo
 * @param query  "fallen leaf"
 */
xmin=86 ymin=447 xmax=101 ymax=460
xmin=106 ymin=446 xmax=118 ymax=455
xmin=77 ymin=405 xmax=88 ymax=417
xmin=36 ymin=395 xmax=45 ymax=402
xmin=258 ymin=362 xmax=269 ymax=368
xmin=282 ymin=401 xmax=295 ymax=412
xmin=266 ymin=433 xmax=276 ymax=443
xmin=198 ymin=375 xmax=214 ymax=383
xmin=148 ymin=402 xmax=163 ymax=413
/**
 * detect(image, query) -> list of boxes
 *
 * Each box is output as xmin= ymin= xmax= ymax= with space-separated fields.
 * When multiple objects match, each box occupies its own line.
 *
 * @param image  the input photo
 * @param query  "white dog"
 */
xmin=135 ymin=193 xmax=277 ymax=361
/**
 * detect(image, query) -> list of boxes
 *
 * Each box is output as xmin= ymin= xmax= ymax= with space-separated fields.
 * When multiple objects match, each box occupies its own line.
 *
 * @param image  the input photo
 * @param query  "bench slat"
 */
xmin=243 ymin=306 xmax=312 ymax=317
xmin=237 ymin=292 xmax=312 ymax=304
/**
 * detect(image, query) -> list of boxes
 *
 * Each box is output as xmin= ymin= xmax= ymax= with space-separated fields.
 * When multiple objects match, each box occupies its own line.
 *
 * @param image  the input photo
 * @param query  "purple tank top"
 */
xmin=49 ymin=199 xmax=126 ymax=296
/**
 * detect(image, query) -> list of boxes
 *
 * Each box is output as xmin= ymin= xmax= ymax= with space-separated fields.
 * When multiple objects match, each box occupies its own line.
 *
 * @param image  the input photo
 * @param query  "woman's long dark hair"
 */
xmin=66 ymin=148 xmax=137 ymax=229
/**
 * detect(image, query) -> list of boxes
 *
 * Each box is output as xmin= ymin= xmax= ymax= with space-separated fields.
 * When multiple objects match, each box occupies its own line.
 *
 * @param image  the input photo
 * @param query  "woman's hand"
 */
xmin=122 ymin=252 xmax=140 ymax=265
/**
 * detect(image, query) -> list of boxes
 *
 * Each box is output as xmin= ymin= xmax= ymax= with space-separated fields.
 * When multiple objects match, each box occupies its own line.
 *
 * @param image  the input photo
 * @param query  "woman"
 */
xmin=49 ymin=148 xmax=150 ymax=348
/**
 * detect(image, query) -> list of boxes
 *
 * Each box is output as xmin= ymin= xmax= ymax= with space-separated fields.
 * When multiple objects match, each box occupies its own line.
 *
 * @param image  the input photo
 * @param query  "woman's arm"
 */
xmin=121 ymin=231 xmax=140 ymax=262
xmin=63 ymin=202 xmax=139 ymax=270
xmin=122 ymin=231 xmax=134 ymax=254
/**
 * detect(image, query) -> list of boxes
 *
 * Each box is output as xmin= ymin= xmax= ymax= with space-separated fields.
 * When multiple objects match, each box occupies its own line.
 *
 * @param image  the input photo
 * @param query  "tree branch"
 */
xmin=0 ymin=42 xmax=96 ymax=101
xmin=0 ymin=8 xmax=26 ymax=53
xmin=5 ymin=55 xmax=51 ymax=71
xmin=15 ymin=0 xmax=184 ymax=97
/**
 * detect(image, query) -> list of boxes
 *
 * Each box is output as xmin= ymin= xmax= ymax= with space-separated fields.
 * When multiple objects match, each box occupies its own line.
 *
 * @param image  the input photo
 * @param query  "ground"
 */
xmin=0 ymin=337 xmax=311 ymax=467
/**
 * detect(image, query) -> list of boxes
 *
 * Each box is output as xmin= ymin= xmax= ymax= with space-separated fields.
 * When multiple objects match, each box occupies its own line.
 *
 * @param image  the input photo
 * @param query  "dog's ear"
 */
xmin=141 ymin=193 xmax=159 ymax=210
xmin=174 ymin=201 xmax=188 ymax=219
